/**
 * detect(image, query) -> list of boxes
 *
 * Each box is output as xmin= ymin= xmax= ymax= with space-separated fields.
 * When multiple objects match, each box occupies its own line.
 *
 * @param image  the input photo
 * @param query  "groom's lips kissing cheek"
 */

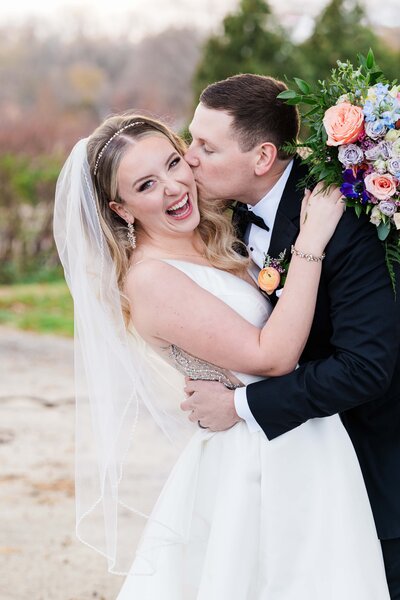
xmin=166 ymin=193 xmax=193 ymax=220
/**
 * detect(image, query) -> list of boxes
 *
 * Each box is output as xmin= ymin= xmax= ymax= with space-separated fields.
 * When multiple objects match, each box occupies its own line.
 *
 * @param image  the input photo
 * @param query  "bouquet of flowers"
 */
xmin=278 ymin=50 xmax=400 ymax=288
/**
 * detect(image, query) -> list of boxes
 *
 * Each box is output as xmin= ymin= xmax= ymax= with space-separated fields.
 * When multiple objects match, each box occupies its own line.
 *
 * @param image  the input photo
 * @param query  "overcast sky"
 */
xmin=0 ymin=0 xmax=398 ymax=39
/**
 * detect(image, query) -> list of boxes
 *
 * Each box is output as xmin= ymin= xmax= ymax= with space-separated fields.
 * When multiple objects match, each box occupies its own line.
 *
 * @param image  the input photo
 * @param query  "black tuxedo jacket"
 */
xmin=237 ymin=155 xmax=400 ymax=540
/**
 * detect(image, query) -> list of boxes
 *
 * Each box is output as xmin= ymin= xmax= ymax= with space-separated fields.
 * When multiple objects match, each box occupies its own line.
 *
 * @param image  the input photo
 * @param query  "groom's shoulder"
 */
xmin=327 ymin=205 xmax=386 ymax=266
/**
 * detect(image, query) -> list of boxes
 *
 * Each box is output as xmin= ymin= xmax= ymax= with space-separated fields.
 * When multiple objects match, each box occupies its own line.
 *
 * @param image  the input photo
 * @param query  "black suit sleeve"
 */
xmin=247 ymin=209 xmax=400 ymax=440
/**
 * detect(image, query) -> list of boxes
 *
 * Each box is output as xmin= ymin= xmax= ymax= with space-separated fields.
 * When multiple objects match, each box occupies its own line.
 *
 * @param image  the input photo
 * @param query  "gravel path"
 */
xmin=0 ymin=326 xmax=178 ymax=600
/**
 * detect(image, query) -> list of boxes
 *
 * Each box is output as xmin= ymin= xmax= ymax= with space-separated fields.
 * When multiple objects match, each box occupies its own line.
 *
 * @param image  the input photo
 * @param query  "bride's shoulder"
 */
xmin=124 ymin=258 xmax=191 ymax=301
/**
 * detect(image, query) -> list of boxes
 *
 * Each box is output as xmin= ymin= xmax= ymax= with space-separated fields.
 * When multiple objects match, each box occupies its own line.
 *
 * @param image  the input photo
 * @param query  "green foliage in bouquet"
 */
xmin=278 ymin=50 xmax=400 ymax=292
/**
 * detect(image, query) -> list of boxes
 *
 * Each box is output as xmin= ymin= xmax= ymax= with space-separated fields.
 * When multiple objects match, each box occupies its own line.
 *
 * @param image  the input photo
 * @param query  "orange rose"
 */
xmin=258 ymin=267 xmax=281 ymax=295
xmin=323 ymin=102 xmax=364 ymax=146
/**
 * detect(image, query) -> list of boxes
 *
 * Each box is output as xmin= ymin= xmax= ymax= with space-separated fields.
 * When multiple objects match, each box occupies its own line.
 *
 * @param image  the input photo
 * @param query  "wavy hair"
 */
xmin=86 ymin=112 xmax=249 ymax=321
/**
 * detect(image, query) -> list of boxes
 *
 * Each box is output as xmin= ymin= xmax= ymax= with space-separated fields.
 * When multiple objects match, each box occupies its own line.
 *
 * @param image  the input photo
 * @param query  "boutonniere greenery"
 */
xmin=258 ymin=250 xmax=290 ymax=295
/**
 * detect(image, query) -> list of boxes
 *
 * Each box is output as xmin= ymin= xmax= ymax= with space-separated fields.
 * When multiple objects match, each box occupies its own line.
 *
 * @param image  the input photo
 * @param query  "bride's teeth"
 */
xmin=168 ymin=194 xmax=188 ymax=211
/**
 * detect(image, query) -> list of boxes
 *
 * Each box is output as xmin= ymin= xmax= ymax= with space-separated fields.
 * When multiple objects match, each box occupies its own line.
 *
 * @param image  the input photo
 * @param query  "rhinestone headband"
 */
xmin=93 ymin=121 xmax=145 ymax=176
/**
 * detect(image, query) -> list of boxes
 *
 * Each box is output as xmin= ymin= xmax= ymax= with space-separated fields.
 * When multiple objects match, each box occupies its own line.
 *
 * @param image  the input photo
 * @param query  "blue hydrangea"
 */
xmin=363 ymin=100 xmax=376 ymax=122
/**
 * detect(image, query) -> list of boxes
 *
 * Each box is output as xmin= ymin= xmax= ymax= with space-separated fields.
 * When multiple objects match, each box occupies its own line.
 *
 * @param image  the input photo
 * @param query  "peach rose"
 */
xmin=364 ymin=172 xmax=397 ymax=201
xmin=323 ymin=102 xmax=364 ymax=146
xmin=258 ymin=267 xmax=280 ymax=295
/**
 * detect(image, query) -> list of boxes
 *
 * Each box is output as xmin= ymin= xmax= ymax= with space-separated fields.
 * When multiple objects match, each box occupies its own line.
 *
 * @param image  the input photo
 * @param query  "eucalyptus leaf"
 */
xmin=304 ymin=106 xmax=322 ymax=118
xmin=294 ymin=78 xmax=311 ymax=94
xmin=284 ymin=98 xmax=303 ymax=105
xmin=300 ymin=96 xmax=318 ymax=105
xmin=277 ymin=90 xmax=298 ymax=100
xmin=378 ymin=221 xmax=391 ymax=241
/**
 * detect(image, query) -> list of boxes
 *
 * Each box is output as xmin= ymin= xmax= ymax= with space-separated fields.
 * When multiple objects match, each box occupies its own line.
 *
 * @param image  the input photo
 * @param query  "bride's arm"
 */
xmin=126 ymin=186 xmax=344 ymax=377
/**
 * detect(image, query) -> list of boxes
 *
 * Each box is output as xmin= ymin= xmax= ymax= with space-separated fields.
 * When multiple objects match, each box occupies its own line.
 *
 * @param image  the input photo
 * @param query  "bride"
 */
xmin=54 ymin=113 xmax=390 ymax=599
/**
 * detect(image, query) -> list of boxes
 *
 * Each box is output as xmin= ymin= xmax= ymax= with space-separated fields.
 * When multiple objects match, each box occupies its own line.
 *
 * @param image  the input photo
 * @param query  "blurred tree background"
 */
xmin=0 ymin=0 xmax=399 ymax=292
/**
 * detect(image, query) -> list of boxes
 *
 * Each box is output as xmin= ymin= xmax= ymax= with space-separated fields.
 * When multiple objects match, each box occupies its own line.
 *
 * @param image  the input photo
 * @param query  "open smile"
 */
xmin=166 ymin=193 xmax=193 ymax=220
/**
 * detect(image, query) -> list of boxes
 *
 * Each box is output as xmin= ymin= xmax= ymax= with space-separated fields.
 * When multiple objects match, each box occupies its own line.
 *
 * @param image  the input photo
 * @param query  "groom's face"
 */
xmin=185 ymin=103 xmax=255 ymax=203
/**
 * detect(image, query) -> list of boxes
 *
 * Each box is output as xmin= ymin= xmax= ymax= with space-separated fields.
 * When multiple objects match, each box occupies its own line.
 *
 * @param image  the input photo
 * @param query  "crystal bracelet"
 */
xmin=291 ymin=244 xmax=326 ymax=262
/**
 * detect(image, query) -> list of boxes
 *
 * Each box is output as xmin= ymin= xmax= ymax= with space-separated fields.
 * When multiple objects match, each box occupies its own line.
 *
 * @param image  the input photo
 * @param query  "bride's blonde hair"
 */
xmin=87 ymin=113 xmax=249 ymax=320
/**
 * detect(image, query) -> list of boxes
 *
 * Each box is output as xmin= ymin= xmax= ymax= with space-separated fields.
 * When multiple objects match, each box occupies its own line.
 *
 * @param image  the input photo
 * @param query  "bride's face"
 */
xmin=113 ymin=135 xmax=200 ymax=238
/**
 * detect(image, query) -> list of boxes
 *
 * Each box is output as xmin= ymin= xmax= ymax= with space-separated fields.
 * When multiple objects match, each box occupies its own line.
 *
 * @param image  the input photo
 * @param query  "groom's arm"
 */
xmin=247 ymin=210 xmax=400 ymax=440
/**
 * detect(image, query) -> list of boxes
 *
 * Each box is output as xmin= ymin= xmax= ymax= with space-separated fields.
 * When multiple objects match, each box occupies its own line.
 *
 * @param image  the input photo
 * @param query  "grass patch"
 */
xmin=0 ymin=280 xmax=73 ymax=337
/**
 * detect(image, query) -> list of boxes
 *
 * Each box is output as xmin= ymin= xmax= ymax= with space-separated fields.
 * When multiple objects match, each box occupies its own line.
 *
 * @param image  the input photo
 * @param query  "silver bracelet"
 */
xmin=291 ymin=244 xmax=326 ymax=262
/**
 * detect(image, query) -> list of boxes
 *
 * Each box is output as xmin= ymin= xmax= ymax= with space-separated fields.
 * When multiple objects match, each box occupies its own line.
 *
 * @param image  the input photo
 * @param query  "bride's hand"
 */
xmin=297 ymin=183 xmax=345 ymax=255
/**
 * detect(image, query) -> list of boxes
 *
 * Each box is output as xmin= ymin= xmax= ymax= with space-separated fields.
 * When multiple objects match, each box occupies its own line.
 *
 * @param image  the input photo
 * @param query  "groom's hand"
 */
xmin=181 ymin=379 xmax=242 ymax=431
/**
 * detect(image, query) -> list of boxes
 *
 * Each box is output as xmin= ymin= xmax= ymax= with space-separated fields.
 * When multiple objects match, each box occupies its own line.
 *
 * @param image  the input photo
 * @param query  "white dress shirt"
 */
xmin=234 ymin=160 xmax=294 ymax=432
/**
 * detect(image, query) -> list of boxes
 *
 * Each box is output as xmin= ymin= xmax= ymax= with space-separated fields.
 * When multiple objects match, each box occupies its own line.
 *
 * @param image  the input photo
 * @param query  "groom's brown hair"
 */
xmin=200 ymin=74 xmax=299 ymax=160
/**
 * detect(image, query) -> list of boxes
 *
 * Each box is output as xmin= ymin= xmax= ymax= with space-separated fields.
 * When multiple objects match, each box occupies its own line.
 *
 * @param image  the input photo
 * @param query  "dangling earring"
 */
xmin=127 ymin=222 xmax=136 ymax=249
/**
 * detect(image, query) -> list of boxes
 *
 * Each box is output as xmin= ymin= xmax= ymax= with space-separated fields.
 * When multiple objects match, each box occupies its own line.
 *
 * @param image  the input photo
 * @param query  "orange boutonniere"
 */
xmin=258 ymin=250 xmax=289 ymax=296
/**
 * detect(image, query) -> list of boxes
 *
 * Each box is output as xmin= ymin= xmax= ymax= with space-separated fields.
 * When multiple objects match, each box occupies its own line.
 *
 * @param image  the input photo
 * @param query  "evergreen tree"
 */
xmin=300 ymin=0 xmax=399 ymax=82
xmin=193 ymin=0 xmax=300 ymax=101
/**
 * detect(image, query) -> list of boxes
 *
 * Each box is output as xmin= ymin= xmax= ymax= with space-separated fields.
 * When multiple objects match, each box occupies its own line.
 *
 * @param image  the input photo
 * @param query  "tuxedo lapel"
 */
xmin=267 ymin=155 xmax=308 ymax=259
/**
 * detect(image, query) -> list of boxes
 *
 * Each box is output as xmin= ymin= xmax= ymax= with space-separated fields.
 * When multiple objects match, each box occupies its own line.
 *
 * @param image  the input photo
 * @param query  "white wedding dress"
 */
xmin=117 ymin=260 xmax=390 ymax=599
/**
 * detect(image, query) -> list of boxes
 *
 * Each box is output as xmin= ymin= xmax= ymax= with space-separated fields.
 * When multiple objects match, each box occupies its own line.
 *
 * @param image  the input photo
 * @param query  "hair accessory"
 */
xmin=127 ymin=221 xmax=136 ymax=249
xmin=291 ymin=245 xmax=325 ymax=262
xmin=93 ymin=121 xmax=145 ymax=176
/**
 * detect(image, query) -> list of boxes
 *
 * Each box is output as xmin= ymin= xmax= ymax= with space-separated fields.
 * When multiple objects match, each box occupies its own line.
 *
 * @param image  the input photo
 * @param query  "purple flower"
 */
xmin=338 ymin=143 xmax=364 ymax=167
xmin=379 ymin=200 xmax=397 ymax=217
xmin=340 ymin=169 xmax=369 ymax=204
xmin=365 ymin=120 xmax=386 ymax=140
xmin=365 ymin=141 xmax=393 ymax=161
xmin=360 ymin=137 xmax=376 ymax=151
xmin=387 ymin=157 xmax=400 ymax=178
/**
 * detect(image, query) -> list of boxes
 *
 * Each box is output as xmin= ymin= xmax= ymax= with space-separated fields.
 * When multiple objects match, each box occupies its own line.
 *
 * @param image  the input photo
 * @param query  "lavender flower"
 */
xmin=379 ymin=200 xmax=397 ymax=217
xmin=338 ymin=144 xmax=364 ymax=167
xmin=387 ymin=157 xmax=400 ymax=178
xmin=365 ymin=141 xmax=393 ymax=161
xmin=365 ymin=120 xmax=386 ymax=140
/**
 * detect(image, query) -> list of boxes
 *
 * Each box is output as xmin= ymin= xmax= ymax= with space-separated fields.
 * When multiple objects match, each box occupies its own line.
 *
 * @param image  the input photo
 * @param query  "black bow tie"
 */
xmin=234 ymin=204 xmax=270 ymax=232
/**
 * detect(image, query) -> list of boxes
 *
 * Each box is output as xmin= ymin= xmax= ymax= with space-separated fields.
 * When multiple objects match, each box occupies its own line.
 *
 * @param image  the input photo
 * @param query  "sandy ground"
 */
xmin=0 ymin=326 xmax=183 ymax=600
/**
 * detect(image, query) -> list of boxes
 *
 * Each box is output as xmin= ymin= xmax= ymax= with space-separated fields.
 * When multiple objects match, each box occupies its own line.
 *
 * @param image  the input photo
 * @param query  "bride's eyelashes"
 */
xmin=139 ymin=179 xmax=155 ymax=192
xmin=137 ymin=156 xmax=182 ymax=192
xmin=169 ymin=156 xmax=181 ymax=168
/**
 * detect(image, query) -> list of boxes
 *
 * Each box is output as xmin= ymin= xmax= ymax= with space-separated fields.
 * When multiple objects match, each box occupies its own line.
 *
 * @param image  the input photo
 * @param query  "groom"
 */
xmin=182 ymin=73 xmax=400 ymax=597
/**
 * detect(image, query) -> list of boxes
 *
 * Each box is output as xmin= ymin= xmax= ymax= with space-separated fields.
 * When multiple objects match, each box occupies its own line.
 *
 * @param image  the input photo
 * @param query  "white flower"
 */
xmin=385 ymin=129 xmax=400 ymax=142
xmin=393 ymin=213 xmax=400 ymax=230
xmin=393 ymin=139 xmax=400 ymax=156
xmin=370 ymin=206 xmax=382 ymax=226
xmin=366 ymin=87 xmax=377 ymax=103
xmin=389 ymin=85 xmax=400 ymax=99
xmin=336 ymin=94 xmax=350 ymax=104
xmin=373 ymin=159 xmax=387 ymax=173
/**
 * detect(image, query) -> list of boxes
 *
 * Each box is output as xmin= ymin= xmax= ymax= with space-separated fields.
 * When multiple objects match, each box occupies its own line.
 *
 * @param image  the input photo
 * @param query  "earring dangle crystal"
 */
xmin=127 ymin=222 xmax=136 ymax=249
